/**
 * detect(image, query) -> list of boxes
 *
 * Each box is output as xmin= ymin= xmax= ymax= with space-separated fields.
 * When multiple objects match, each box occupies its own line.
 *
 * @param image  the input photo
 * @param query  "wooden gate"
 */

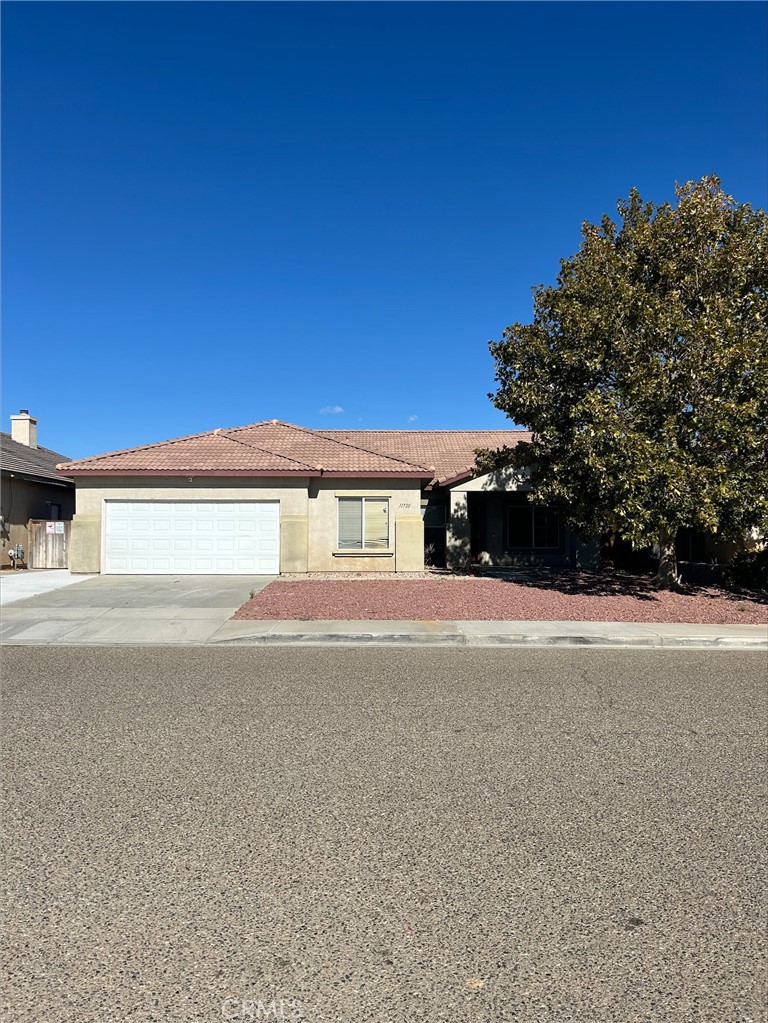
xmin=27 ymin=520 xmax=70 ymax=569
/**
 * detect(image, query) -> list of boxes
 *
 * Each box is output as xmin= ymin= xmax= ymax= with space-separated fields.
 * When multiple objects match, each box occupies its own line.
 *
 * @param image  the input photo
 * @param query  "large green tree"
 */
xmin=485 ymin=176 xmax=768 ymax=586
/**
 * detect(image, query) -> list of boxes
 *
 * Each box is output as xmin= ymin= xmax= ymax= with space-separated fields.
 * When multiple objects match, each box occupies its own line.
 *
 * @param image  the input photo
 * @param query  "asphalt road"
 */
xmin=2 ymin=647 xmax=766 ymax=1023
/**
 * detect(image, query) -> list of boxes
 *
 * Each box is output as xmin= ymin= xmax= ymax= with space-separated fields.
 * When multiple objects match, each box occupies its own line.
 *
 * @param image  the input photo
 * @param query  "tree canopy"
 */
xmin=484 ymin=176 xmax=768 ymax=585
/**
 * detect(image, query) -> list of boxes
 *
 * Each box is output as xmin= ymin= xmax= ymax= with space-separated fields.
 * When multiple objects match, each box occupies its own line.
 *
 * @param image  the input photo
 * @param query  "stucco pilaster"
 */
xmin=69 ymin=517 xmax=102 ymax=573
xmin=394 ymin=515 xmax=424 ymax=572
xmin=280 ymin=514 xmax=308 ymax=573
xmin=446 ymin=490 xmax=471 ymax=570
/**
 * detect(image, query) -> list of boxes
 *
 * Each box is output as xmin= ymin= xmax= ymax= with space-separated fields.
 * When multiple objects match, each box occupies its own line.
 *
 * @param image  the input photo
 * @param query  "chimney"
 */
xmin=10 ymin=409 xmax=38 ymax=448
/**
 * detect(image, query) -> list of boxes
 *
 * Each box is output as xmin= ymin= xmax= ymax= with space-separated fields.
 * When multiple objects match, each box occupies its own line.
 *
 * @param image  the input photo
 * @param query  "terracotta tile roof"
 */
xmin=1 ymin=433 xmax=75 ymax=486
xmin=229 ymin=422 xmax=430 ymax=474
xmin=320 ymin=429 xmax=531 ymax=484
xmin=58 ymin=420 xmax=529 ymax=484
xmin=58 ymin=421 xmax=430 ymax=477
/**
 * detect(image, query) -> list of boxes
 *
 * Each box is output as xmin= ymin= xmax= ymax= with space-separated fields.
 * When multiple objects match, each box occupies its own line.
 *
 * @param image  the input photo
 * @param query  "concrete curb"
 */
xmin=212 ymin=632 xmax=768 ymax=649
xmin=4 ymin=604 xmax=765 ymax=649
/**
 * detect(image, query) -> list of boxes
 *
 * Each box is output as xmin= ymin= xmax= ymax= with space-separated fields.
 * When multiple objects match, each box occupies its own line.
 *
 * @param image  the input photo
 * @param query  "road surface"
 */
xmin=2 ymin=646 xmax=766 ymax=1022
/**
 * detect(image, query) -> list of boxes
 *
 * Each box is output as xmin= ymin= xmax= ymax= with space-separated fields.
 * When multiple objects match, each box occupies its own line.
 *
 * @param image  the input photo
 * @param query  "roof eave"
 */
xmin=1 ymin=468 xmax=75 ymax=488
xmin=60 ymin=468 xmax=430 ymax=479
xmin=427 ymin=469 xmax=479 ymax=490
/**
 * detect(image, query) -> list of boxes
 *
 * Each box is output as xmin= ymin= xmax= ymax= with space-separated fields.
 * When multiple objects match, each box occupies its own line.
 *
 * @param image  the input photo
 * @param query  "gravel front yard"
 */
xmin=234 ymin=571 xmax=768 ymax=625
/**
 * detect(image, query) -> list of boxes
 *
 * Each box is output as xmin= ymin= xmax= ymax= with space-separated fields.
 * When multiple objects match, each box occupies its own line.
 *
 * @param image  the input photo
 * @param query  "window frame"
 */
xmin=420 ymin=500 xmax=447 ymax=528
xmin=506 ymin=502 xmax=561 ymax=550
xmin=336 ymin=496 xmax=391 ymax=551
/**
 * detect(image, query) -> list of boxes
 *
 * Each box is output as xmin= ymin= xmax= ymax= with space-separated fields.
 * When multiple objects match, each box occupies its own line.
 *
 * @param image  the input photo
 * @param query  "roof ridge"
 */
xmin=226 ymin=419 xmax=295 ymax=436
xmin=322 ymin=428 xmax=530 ymax=435
xmin=310 ymin=423 xmax=435 ymax=470
xmin=228 ymin=420 xmax=427 ymax=471
xmin=57 ymin=420 xmax=283 ymax=467
xmin=0 ymin=432 xmax=73 ymax=463
xmin=226 ymin=420 xmax=431 ymax=472
xmin=220 ymin=430 xmax=316 ymax=470
xmin=55 ymin=420 xmax=531 ymax=474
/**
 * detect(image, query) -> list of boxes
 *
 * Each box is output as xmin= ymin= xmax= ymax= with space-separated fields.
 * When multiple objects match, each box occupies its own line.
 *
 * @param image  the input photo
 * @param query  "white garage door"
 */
xmin=104 ymin=501 xmax=280 ymax=574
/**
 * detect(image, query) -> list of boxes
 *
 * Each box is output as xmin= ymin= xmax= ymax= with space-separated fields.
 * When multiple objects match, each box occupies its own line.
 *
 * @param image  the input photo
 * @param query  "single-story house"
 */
xmin=59 ymin=419 xmax=598 ymax=575
xmin=1 ymin=411 xmax=76 ymax=567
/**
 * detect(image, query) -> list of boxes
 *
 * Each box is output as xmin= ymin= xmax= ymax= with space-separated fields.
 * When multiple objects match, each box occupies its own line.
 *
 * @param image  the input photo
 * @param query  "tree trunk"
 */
xmin=655 ymin=527 xmax=680 ymax=589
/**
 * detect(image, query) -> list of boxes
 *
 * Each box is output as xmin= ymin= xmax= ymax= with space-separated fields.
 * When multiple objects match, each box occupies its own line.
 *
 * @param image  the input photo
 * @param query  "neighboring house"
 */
xmin=58 ymin=419 xmax=597 ymax=576
xmin=0 ymin=410 xmax=76 ymax=567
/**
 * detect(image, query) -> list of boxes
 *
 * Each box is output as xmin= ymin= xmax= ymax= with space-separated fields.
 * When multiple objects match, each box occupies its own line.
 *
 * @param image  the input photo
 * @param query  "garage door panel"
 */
xmin=105 ymin=501 xmax=280 ymax=574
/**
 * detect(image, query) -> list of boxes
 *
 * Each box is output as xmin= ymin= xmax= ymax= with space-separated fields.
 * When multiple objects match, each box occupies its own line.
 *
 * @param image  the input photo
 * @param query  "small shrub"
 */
xmin=723 ymin=548 xmax=768 ymax=591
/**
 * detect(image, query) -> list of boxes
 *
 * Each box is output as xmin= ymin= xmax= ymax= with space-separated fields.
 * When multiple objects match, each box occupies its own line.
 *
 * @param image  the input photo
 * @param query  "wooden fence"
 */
xmin=27 ymin=519 xmax=70 ymax=569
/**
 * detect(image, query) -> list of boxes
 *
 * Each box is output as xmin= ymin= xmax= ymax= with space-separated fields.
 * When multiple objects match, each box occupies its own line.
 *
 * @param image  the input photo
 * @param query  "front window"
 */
xmin=507 ymin=501 xmax=560 ymax=549
xmin=421 ymin=500 xmax=447 ymax=527
xmin=338 ymin=497 xmax=389 ymax=550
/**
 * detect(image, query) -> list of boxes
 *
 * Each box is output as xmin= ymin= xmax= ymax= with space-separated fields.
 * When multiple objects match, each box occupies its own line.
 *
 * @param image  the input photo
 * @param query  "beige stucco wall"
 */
xmin=445 ymin=470 xmax=531 ymax=569
xmin=69 ymin=476 xmax=310 ymax=574
xmin=446 ymin=470 xmax=601 ymax=570
xmin=306 ymin=478 xmax=422 ymax=573
xmin=450 ymin=467 xmax=529 ymax=493
xmin=446 ymin=490 xmax=471 ymax=570
xmin=69 ymin=475 xmax=425 ymax=574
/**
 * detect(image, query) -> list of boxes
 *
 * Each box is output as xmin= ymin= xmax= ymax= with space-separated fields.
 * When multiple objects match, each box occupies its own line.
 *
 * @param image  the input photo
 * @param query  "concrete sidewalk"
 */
xmin=1 ymin=610 xmax=766 ymax=648
xmin=0 ymin=570 xmax=96 ymax=606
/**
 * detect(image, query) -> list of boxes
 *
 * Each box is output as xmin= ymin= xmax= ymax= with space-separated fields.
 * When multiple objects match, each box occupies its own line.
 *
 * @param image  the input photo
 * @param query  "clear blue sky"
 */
xmin=3 ymin=1 xmax=766 ymax=459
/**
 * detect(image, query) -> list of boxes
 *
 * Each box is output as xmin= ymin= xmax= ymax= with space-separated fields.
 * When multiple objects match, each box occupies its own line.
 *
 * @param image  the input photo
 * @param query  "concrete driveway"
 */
xmin=0 ymin=575 xmax=275 ymax=645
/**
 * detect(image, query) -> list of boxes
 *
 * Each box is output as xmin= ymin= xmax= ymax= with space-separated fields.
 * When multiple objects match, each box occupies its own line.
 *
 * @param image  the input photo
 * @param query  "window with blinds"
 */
xmin=337 ymin=498 xmax=390 ymax=550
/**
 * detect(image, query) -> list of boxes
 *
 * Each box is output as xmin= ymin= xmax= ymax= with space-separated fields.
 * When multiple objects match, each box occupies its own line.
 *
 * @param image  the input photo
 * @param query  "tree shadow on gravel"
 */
xmin=474 ymin=567 xmax=768 ymax=606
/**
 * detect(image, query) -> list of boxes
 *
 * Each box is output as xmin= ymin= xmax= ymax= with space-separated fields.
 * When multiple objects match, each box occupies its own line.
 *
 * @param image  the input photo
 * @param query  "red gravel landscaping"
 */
xmin=234 ymin=572 xmax=768 ymax=625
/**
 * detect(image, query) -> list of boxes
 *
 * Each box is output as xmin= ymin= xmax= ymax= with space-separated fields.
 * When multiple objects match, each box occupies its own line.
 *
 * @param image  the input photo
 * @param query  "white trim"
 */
xmin=335 ymin=495 xmax=390 ymax=551
xmin=332 ymin=550 xmax=394 ymax=558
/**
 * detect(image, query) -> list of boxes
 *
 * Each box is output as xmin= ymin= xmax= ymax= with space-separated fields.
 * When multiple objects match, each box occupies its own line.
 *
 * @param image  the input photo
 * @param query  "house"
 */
xmin=1 ymin=410 xmax=76 ymax=567
xmin=58 ymin=420 xmax=597 ymax=576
